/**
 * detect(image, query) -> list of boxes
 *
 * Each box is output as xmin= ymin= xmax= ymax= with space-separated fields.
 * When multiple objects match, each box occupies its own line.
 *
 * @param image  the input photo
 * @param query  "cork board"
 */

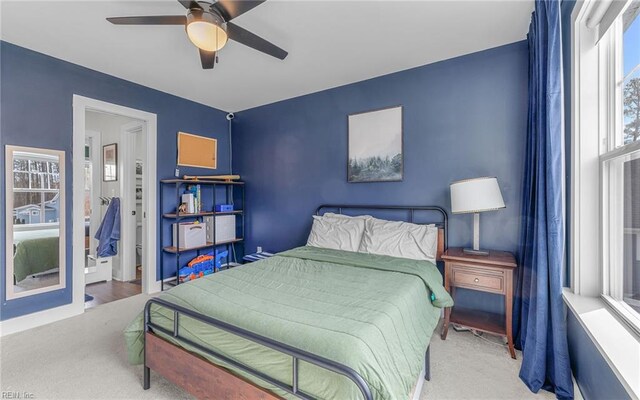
xmin=177 ymin=132 xmax=217 ymax=169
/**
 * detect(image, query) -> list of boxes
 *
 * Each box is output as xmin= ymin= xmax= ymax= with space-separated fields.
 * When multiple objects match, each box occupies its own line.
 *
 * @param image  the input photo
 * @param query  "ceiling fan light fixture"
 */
xmin=186 ymin=10 xmax=228 ymax=52
xmin=108 ymin=0 xmax=287 ymax=70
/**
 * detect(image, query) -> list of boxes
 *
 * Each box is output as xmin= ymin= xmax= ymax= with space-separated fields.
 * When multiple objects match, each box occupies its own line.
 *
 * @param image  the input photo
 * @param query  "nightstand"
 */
xmin=440 ymin=247 xmax=518 ymax=359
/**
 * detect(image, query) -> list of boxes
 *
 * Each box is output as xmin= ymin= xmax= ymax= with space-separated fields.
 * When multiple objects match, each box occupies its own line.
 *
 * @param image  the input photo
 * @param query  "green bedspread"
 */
xmin=13 ymin=236 xmax=59 ymax=282
xmin=125 ymin=246 xmax=453 ymax=400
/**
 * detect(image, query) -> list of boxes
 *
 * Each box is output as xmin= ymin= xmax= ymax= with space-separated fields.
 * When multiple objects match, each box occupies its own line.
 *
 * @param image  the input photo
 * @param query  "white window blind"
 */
xmin=587 ymin=0 xmax=632 ymax=42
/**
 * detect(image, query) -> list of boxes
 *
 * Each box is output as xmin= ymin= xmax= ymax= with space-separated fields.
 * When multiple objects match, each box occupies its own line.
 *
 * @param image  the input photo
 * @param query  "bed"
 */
xmin=125 ymin=205 xmax=453 ymax=400
xmin=13 ymin=229 xmax=60 ymax=283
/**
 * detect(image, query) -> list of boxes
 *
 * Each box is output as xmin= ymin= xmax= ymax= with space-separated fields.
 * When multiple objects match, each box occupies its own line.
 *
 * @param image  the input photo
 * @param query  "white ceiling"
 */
xmin=1 ymin=1 xmax=533 ymax=112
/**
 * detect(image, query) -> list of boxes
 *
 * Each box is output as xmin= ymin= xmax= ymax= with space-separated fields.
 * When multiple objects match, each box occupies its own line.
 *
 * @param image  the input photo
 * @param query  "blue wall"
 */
xmin=0 ymin=41 xmax=230 ymax=320
xmin=233 ymin=41 xmax=529 ymax=313
xmin=566 ymin=309 xmax=630 ymax=400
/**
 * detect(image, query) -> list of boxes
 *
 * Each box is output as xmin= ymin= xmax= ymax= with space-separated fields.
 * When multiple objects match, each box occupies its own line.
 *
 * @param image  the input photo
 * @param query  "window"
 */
xmin=623 ymin=3 xmax=640 ymax=145
xmin=572 ymin=0 xmax=640 ymax=388
xmin=600 ymin=1 xmax=640 ymax=327
xmin=12 ymin=152 xmax=61 ymax=225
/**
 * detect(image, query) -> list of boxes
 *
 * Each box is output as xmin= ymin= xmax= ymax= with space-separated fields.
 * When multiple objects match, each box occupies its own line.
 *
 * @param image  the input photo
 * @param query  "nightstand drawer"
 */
xmin=450 ymin=266 xmax=504 ymax=293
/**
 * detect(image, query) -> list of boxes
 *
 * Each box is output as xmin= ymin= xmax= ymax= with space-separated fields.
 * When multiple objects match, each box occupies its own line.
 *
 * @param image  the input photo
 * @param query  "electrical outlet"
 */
xmin=174 ymin=168 xmax=180 ymax=177
xmin=257 ymin=246 xmax=263 ymax=253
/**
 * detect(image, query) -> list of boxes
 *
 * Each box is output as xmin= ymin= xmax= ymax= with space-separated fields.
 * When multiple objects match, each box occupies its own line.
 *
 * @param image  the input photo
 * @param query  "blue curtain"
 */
xmin=513 ymin=1 xmax=574 ymax=399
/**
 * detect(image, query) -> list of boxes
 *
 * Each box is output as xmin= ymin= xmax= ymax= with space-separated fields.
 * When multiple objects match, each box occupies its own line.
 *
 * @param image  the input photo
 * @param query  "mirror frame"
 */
xmin=5 ymin=145 xmax=66 ymax=299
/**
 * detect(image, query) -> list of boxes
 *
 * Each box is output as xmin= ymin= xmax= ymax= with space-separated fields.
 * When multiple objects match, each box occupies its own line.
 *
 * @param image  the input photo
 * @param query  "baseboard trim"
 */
xmin=0 ymin=302 xmax=84 ymax=337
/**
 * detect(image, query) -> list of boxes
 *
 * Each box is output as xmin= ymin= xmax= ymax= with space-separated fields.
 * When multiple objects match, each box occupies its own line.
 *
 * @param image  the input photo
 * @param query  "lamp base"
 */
xmin=463 ymin=248 xmax=489 ymax=256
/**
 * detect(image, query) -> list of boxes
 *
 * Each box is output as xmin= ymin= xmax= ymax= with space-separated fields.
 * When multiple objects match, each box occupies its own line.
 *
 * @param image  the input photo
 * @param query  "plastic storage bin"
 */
xmin=204 ymin=215 xmax=236 ymax=243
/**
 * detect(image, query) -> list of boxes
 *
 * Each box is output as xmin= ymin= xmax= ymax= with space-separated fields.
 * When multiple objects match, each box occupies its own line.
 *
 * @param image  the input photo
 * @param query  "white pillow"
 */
xmin=359 ymin=217 xmax=438 ymax=263
xmin=306 ymin=215 xmax=366 ymax=252
xmin=321 ymin=212 xmax=372 ymax=221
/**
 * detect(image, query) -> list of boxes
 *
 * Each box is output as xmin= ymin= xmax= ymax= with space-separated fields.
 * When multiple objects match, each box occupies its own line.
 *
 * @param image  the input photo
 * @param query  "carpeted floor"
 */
xmin=1 ymin=294 xmax=562 ymax=399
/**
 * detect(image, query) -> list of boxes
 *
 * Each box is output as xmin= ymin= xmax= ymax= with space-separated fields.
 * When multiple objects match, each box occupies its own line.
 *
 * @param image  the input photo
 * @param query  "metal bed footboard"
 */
xmin=143 ymin=297 xmax=374 ymax=400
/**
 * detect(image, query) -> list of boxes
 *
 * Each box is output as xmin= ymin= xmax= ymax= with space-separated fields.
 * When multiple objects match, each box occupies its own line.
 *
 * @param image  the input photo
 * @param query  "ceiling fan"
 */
xmin=107 ymin=0 xmax=288 ymax=70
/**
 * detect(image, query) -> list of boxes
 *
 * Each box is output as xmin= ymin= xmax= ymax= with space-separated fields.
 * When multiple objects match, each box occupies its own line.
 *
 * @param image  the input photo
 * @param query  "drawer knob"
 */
xmin=474 ymin=278 xmax=479 ymax=283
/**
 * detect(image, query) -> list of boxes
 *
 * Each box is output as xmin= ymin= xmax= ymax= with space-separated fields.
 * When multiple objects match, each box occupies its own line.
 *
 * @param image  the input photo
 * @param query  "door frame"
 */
xmin=73 ymin=96 xmax=160 ymax=308
xmin=85 ymin=130 xmax=102 ymax=255
xmin=120 ymin=121 xmax=145 ymax=283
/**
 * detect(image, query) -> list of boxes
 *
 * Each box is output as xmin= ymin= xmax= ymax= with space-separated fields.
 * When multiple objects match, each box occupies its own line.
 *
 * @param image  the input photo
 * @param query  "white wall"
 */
xmin=85 ymin=111 xmax=139 ymax=281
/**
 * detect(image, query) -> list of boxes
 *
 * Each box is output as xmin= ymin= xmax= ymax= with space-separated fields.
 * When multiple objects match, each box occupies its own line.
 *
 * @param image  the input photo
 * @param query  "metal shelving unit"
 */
xmin=160 ymin=179 xmax=245 ymax=291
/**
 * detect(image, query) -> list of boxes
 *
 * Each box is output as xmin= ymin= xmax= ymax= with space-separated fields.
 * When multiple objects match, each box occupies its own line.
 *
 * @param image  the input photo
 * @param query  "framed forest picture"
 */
xmin=348 ymin=105 xmax=403 ymax=182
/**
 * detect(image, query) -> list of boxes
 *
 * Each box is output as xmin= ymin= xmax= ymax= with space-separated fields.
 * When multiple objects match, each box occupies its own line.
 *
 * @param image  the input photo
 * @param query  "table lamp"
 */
xmin=450 ymin=177 xmax=506 ymax=256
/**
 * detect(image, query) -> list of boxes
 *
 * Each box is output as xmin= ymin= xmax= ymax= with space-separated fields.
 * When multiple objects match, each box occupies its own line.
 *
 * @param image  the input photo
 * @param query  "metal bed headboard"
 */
xmin=315 ymin=204 xmax=448 ymax=250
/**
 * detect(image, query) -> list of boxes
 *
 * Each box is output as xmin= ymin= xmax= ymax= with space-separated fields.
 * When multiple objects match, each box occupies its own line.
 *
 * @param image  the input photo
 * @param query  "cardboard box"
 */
xmin=172 ymin=222 xmax=206 ymax=249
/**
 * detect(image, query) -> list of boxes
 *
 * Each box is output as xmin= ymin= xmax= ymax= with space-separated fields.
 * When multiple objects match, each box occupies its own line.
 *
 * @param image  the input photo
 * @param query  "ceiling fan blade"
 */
xmin=227 ymin=22 xmax=287 ymax=60
xmin=199 ymin=49 xmax=216 ymax=69
xmin=107 ymin=16 xmax=187 ymax=25
xmin=178 ymin=0 xmax=203 ymax=10
xmin=212 ymin=0 xmax=265 ymax=21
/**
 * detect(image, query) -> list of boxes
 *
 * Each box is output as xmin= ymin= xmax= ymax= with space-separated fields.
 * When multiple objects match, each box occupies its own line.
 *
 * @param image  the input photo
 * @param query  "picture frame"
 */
xmin=348 ymin=105 xmax=403 ymax=183
xmin=103 ymin=143 xmax=118 ymax=182
xmin=136 ymin=159 xmax=143 ymax=176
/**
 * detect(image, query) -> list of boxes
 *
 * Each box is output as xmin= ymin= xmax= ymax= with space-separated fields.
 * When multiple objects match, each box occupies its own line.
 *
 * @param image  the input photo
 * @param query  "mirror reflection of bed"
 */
xmin=13 ymin=227 xmax=61 ymax=292
xmin=7 ymin=146 xmax=65 ymax=299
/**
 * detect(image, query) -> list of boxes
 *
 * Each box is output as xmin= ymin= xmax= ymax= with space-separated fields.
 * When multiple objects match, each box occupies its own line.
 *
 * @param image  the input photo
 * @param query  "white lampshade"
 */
xmin=450 ymin=177 xmax=506 ymax=214
xmin=186 ymin=10 xmax=228 ymax=52
xmin=187 ymin=22 xmax=228 ymax=51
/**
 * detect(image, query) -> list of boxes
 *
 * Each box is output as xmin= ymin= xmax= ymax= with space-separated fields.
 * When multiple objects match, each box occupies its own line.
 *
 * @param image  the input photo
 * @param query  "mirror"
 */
xmin=5 ymin=145 xmax=65 ymax=299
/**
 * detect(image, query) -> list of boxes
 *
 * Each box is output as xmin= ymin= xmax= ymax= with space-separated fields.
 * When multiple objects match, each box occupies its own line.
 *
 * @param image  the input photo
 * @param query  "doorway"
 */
xmin=72 ymin=96 xmax=159 ymax=314
xmin=83 ymin=112 xmax=146 ymax=308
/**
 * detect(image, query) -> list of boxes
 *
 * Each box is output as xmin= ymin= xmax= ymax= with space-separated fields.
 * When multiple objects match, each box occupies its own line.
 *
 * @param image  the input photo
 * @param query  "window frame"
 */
xmin=572 ymin=0 xmax=640 ymax=336
xmin=12 ymin=152 xmax=61 ymax=226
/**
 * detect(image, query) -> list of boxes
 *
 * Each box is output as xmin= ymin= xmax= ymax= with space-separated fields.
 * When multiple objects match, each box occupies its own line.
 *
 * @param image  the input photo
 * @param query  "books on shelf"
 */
xmin=197 ymin=185 xmax=201 ymax=212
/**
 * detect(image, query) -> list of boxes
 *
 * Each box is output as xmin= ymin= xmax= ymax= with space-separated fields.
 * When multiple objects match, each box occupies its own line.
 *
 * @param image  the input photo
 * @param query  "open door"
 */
xmin=84 ymin=130 xmax=102 ymax=259
xmin=120 ymin=121 xmax=146 ymax=283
